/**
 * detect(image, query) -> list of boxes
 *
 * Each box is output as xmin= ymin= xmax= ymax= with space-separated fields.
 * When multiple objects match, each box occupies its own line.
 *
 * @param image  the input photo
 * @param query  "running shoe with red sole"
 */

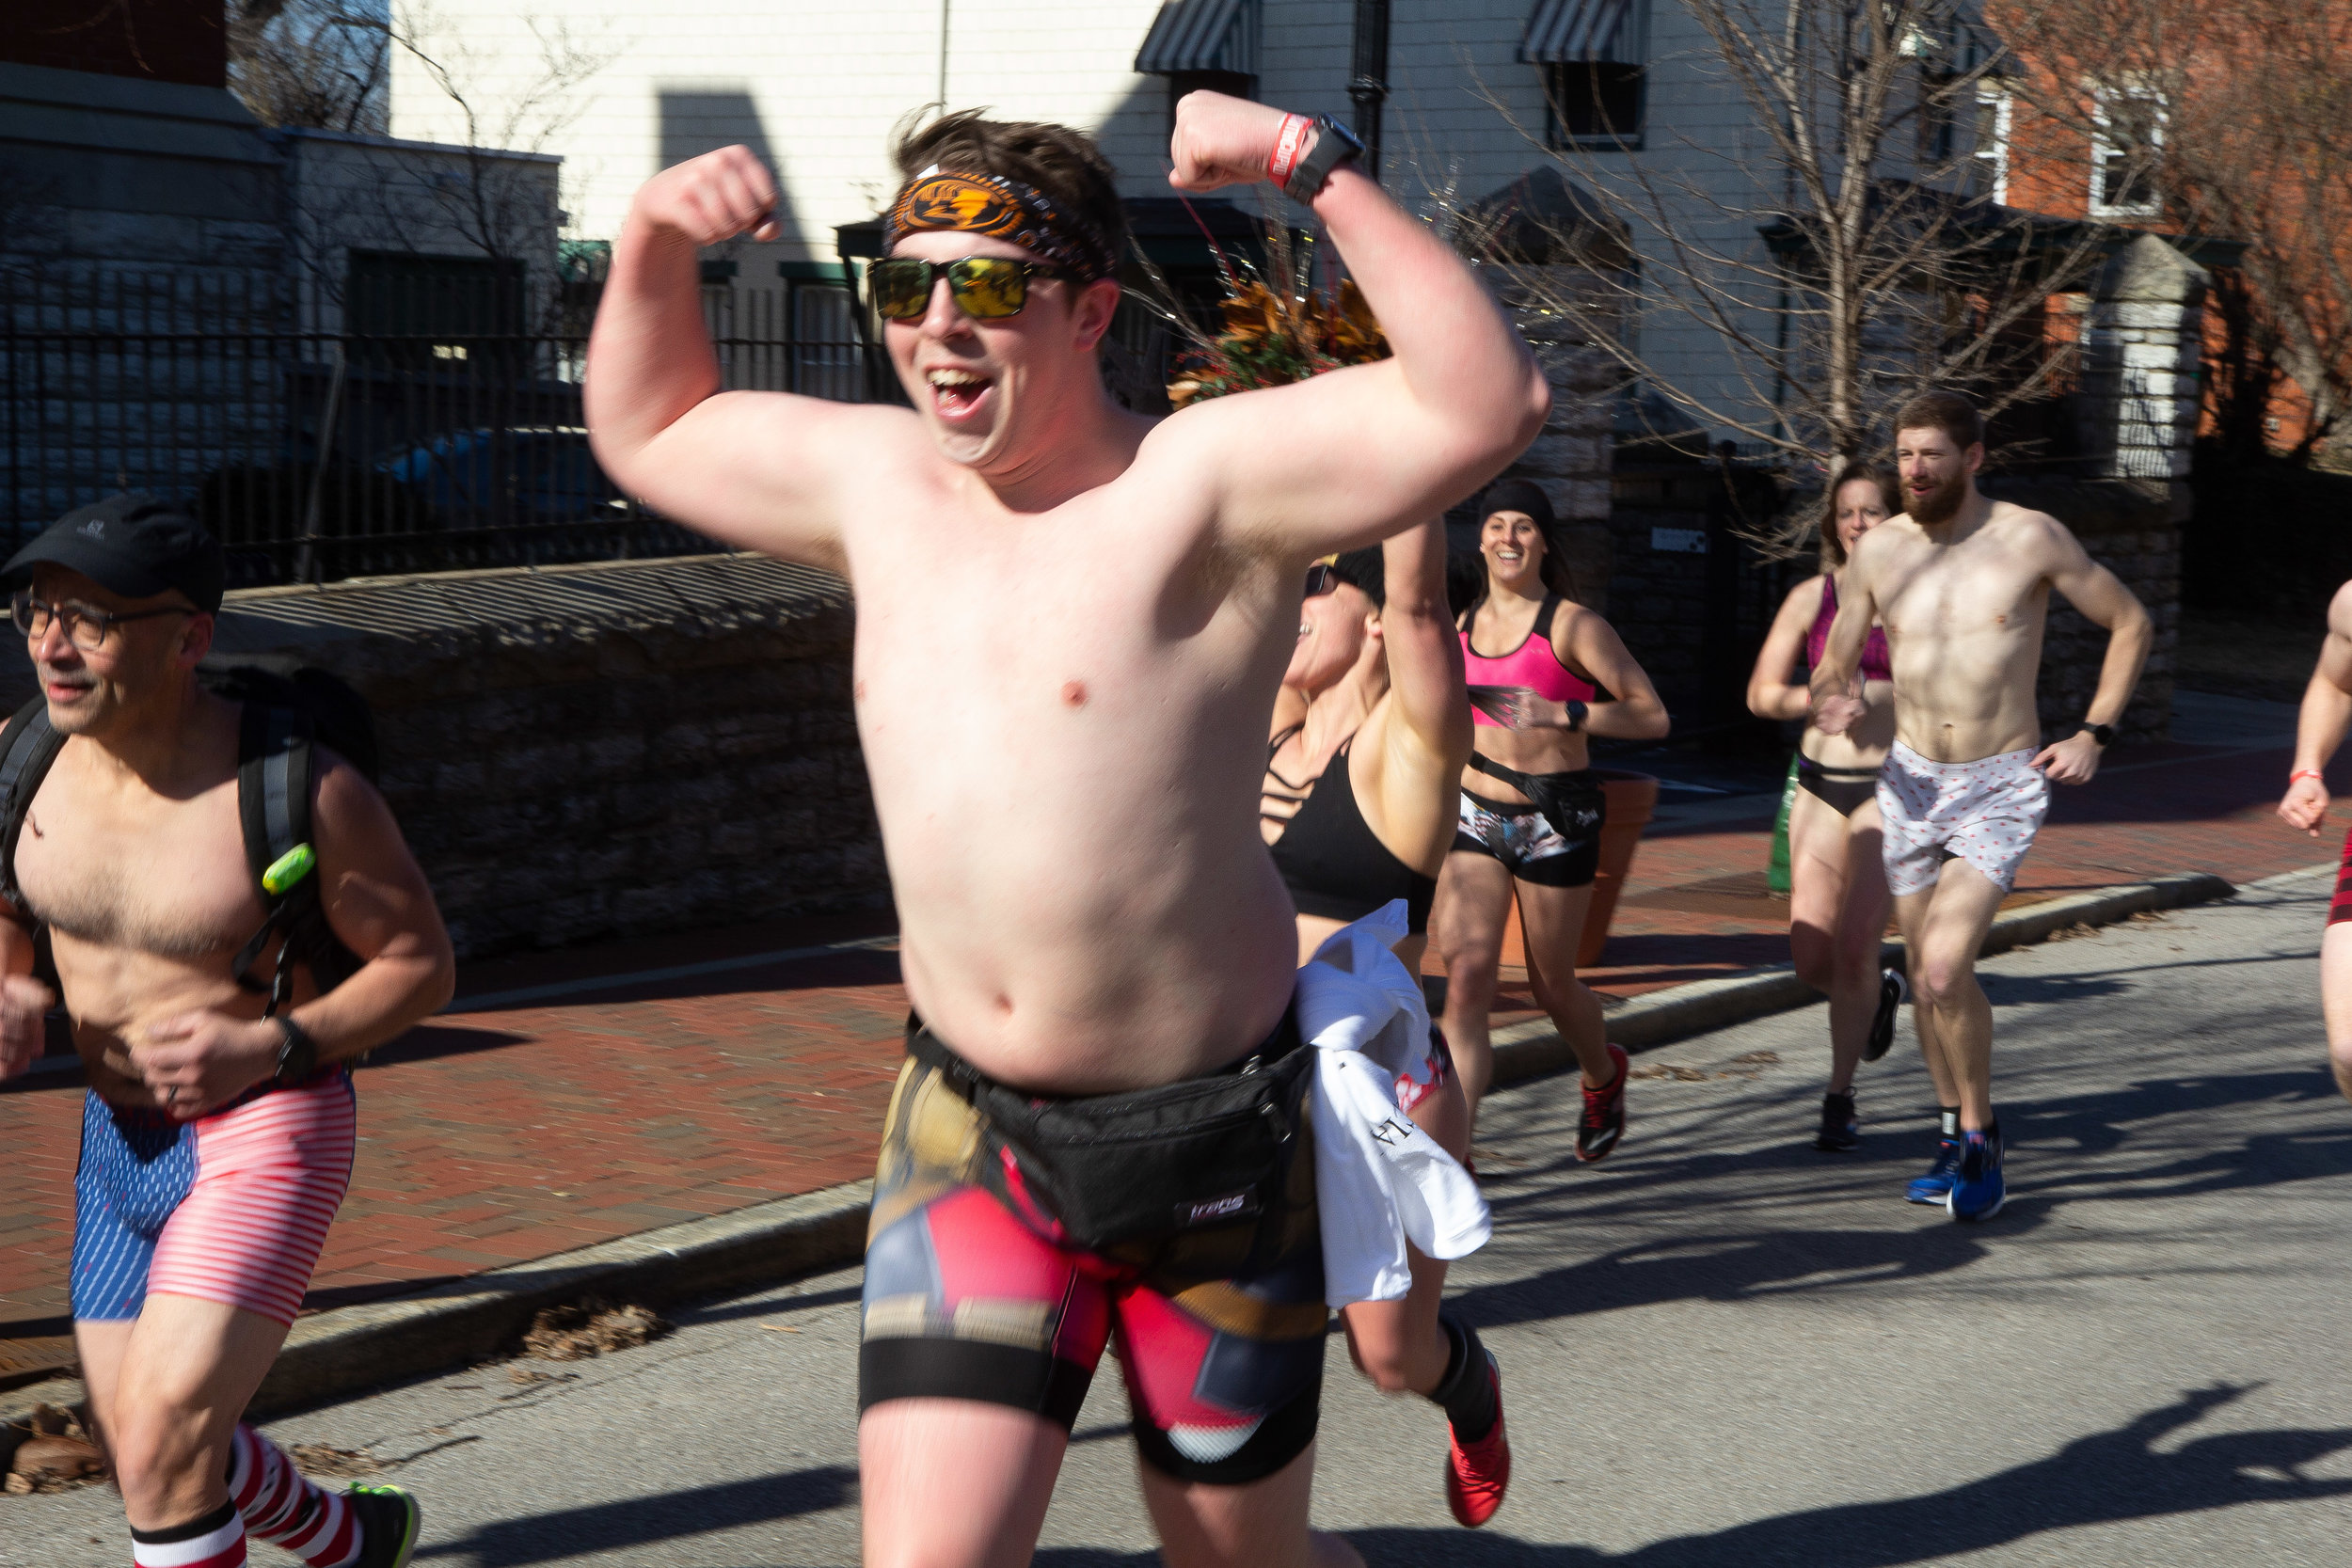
xmin=1443 ymin=1352 xmax=1511 ymax=1528
xmin=1576 ymin=1042 xmax=1630 ymax=1163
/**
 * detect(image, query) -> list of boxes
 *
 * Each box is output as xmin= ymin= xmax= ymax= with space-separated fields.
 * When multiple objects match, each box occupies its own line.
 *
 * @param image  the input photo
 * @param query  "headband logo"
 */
xmin=901 ymin=176 xmax=1024 ymax=240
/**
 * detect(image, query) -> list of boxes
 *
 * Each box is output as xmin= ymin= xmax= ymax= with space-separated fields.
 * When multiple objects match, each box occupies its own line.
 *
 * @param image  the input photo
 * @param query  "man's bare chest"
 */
xmin=1879 ymin=550 xmax=2048 ymax=645
xmin=16 ymin=772 xmax=259 ymax=960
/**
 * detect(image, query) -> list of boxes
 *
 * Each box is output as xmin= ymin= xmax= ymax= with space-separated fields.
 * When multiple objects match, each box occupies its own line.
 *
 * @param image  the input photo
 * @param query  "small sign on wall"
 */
xmin=1651 ymin=527 xmax=1708 ymax=554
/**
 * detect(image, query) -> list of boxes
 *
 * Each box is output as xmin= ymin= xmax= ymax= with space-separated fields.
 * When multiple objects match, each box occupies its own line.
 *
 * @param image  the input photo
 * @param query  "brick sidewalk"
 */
xmin=2 ymin=726 xmax=2332 ymax=1389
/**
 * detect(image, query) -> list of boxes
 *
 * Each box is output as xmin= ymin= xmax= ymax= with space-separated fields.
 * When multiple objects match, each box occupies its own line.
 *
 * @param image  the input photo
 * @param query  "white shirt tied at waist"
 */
xmin=1295 ymin=901 xmax=1491 ymax=1307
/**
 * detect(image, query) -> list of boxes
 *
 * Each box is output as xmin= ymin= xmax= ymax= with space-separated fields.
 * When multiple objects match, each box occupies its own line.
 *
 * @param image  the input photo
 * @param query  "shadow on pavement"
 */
xmin=1454 ymin=1214 xmax=2020 ymax=1327
xmin=410 ymin=1464 xmax=857 ymax=1565
xmin=367 ymin=1023 xmax=534 ymax=1067
xmin=1042 ymin=1386 xmax=2352 ymax=1567
xmin=1346 ymin=1385 xmax=2352 ymax=1566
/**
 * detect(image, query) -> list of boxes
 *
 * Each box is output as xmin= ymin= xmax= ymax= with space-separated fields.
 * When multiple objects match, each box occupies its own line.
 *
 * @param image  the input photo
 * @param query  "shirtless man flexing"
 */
xmin=0 ymin=496 xmax=453 ymax=1568
xmin=584 ymin=99 xmax=1545 ymax=1567
xmin=1812 ymin=390 xmax=2151 ymax=1223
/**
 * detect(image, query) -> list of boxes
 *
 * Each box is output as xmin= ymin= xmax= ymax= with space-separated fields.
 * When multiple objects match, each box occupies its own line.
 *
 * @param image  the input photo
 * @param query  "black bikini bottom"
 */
xmin=1796 ymin=755 xmax=1881 ymax=818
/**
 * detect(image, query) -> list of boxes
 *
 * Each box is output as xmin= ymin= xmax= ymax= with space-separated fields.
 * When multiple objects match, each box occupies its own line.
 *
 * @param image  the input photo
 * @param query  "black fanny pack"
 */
xmin=1470 ymin=754 xmax=1606 ymax=841
xmin=905 ymin=1012 xmax=1315 ymax=1251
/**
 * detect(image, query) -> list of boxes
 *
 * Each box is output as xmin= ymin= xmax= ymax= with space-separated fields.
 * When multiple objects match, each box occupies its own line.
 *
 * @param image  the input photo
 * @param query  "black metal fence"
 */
xmin=0 ymin=266 xmax=884 ymax=585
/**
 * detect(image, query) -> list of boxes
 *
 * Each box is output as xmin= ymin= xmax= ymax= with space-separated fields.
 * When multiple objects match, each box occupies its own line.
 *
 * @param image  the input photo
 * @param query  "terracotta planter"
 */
xmin=1493 ymin=770 xmax=1662 ymax=973
xmin=1577 ymin=770 xmax=1661 ymax=968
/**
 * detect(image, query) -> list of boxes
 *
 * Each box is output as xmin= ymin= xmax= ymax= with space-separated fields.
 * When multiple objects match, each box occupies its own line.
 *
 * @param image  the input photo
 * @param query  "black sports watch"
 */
xmin=1283 ymin=115 xmax=1364 ymax=204
xmin=2078 ymin=721 xmax=2115 ymax=749
xmin=271 ymin=1014 xmax=320 ymax=1084
xmin=1564 ymin=699 xmax=1590 ymax=733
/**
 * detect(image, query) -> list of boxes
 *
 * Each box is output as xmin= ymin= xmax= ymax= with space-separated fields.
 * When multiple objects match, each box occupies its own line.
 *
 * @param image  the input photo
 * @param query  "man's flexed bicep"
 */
xmin=585 ymin=148 xmax=898 ymax=573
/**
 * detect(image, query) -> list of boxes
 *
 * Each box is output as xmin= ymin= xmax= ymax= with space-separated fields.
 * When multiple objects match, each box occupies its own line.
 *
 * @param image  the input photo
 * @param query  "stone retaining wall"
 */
xmin=0 ymin=554 xmax=885 ymax=958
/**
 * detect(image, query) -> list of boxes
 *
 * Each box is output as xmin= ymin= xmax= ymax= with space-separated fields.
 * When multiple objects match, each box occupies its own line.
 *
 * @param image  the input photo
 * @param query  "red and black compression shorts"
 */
xmin=857 ymin=1036 xmax=1329 ymax=1486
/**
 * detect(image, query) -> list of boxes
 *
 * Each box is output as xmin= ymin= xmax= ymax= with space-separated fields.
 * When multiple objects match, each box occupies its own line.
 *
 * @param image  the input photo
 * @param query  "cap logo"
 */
xmin=77 ymin=519 xmax=105 ymax=539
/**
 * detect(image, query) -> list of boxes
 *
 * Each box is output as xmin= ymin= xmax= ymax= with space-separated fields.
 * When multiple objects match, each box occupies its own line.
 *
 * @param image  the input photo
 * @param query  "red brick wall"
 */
xmin=0 ymin=1 xmax=226 ymax=88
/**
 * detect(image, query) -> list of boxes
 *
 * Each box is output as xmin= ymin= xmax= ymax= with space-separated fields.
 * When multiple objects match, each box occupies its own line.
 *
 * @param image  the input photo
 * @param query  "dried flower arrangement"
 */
xmin=1148 ymin=214 xmax=1391 ymax=408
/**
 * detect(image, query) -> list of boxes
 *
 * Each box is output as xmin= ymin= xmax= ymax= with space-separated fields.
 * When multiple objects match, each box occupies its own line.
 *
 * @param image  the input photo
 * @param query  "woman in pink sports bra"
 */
xmin=1746 ymin=461 xmax=1903 ymax=1152
xmin=1431 ymin=480 xmax=1668 ymax=1159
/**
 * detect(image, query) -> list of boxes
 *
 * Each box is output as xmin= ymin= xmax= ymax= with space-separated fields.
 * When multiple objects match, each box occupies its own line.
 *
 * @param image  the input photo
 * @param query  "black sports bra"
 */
xmin=1263 ymin=727 xmax=1438 ymax=934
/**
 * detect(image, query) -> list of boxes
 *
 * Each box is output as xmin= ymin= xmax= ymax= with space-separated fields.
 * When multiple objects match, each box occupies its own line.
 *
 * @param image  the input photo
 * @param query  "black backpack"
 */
xmin=0 ymin=658 xmax=381 ymax=1015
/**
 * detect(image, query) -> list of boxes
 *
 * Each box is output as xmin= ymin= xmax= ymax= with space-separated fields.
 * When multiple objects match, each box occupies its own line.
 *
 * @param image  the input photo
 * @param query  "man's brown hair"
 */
xmin=1893 ymin=388 xmax=1985 ymax=451
xmin=893 ymin=110 xmax=1128 ymax=275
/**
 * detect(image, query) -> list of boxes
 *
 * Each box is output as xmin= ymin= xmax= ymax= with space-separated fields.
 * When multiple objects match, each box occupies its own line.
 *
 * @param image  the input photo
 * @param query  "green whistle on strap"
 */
xmin=262 ymin=843 xmax=317 ymax=896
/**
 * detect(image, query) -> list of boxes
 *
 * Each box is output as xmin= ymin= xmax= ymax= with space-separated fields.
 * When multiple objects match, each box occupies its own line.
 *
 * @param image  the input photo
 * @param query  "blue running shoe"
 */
xmin=1905 ymin=1135 xmax=1962 ymax=1204
xmin=1946 ymin=1130 xmax=2005 ymax=1223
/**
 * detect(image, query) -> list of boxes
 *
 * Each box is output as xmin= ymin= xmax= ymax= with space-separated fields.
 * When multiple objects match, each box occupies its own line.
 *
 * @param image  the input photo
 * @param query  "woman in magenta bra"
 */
xmin=1431 ymin=480 xmax=1668 ymax=1161
xmin=1746 ymin=461 xmax=1904 ymax=1151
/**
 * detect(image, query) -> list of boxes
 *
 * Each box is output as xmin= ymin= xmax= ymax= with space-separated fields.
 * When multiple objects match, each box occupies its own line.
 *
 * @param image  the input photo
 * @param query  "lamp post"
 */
xmin=1348 ymin=0 xmax=1391 ymax=184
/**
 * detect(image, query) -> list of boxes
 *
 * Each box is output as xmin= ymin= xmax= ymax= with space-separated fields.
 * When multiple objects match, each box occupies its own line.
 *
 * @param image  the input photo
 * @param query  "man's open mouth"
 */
xmin=926 ymin=367 xmax=993 ymax=421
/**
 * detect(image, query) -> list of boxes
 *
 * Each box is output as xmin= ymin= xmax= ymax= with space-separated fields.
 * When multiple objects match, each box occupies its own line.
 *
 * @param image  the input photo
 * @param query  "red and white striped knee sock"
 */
xmin=226 ymin=1425 xmax=358 ymax=1568
xmin=130 ymin=1499 xmax=246 ymax=1568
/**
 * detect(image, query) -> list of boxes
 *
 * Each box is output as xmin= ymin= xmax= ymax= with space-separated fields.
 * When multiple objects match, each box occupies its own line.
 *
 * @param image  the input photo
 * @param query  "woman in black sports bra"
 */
xmin=1261 ymin=519 xmax=1513 ymax=1525
xmin=1746 ymin=461 xmax=1905 ymax=1152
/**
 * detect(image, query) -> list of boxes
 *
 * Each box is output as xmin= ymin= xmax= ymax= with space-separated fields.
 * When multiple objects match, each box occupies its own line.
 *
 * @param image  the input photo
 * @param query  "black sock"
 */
xmin=1428 ymin=1316 xmax=1499 ymax=1442
xmin=1938 ymin=1107 xmax=1961 ymax=1139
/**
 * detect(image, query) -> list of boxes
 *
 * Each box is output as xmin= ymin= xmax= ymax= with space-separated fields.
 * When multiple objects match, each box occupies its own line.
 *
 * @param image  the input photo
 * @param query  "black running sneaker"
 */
xmin=1576 ymin=1043 xmax=1630 ymax=1164
xmin=348 ymin=1483 xmax=421 ymax=1568
xmin=1814 ymin=1090 xmax=1860 ymax=1151
xmin=1864 ymin=969 xmax=1905 ymax=1062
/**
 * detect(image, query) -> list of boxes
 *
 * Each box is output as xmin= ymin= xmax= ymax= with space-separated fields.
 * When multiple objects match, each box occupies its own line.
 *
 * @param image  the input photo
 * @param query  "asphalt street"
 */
xmin=8 ymin=870 xmax=2350 ymax=1566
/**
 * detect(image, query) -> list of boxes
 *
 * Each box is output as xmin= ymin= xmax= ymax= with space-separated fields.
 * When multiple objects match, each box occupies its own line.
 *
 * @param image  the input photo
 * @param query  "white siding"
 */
xmin=385 ymin=0 xmax=1798 ymax=438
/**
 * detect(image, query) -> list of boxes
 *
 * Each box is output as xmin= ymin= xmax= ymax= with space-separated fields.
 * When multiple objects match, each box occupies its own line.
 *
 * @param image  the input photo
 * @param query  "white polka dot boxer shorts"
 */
xmin=1875 ymin=741 xmax=2050 ymax=897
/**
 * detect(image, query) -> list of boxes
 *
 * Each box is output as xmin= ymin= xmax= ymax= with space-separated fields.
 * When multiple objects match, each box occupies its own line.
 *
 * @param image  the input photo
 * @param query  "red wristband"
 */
xmin=1267 ymin=114 xmax=1313 ymax=187
xmin=2292 ymin=768 xmax=2326 ymax=784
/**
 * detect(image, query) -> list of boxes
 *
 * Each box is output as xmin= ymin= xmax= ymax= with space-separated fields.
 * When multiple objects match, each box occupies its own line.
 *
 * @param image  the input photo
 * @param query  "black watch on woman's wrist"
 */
xmin=1565 ymin=699 xmax=1589 ymax=733
xmin=271 ymin=1015 xmax=320 ymax=1083
xmin=2078 ymin=721 xmax=2115 ymax=749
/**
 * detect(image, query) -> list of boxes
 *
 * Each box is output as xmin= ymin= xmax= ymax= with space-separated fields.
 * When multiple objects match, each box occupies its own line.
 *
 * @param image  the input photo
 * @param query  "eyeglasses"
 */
xmin=12 ymin=591 xmax=193 ymax=652
xmin=871 ymin=257 xmax=1072 ymax=321
xmin=1304 ymin=563 xmax=1342 ymax=598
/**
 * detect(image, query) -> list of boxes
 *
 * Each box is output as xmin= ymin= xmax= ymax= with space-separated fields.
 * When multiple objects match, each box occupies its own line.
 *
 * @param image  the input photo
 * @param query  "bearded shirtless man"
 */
xmin=1812 ymin=390 xmax=2151 ymax=1223
xmin=0 ymin=496 xmax=453 ymax=1568
xmin=584 ymin=99 xmax=1546 ymax=1568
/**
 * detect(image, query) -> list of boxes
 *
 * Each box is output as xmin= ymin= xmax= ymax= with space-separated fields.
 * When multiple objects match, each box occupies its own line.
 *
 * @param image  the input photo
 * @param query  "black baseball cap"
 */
xmin=4 ymin=494 xmax=225 ymax=614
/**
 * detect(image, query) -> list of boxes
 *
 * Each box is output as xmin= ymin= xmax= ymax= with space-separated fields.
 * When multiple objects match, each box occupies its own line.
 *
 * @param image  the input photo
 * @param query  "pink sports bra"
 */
xmin=1460 ymin=594 xmax=1596 ymax=728
xmin=1806 ymin=574 xmax=1892 ymax=684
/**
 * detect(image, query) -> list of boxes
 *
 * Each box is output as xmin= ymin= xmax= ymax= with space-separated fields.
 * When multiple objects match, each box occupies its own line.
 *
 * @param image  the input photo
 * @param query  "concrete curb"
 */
xmin=1486 ymin=869 xmax=2240 ymax=1087
xmin=0 ymin=867 xmax=2253 ymax=1423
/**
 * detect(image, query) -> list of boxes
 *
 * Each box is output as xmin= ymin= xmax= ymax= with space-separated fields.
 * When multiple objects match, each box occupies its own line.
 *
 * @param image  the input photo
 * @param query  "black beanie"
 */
xmin=1480 ymin=478 xmax=1556 ymax=534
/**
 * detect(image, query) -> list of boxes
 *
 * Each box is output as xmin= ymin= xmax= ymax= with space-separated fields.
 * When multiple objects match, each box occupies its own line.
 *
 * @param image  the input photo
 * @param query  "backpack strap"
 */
xmin=0 ymin=698 xmax=66 ymax=913
xmin=230 ymin=704 xmax=359 ymax=1012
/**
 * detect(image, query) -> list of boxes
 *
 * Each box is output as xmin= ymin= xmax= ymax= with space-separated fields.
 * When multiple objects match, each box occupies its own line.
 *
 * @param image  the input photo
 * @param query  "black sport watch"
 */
xmin=2078 ymin=721 xmax=2115 ymax=749
xmin=272 ymin=1014 xmax=320 ymax=1084
xmin=1283 ymin=116 xmax=1364 ymax=204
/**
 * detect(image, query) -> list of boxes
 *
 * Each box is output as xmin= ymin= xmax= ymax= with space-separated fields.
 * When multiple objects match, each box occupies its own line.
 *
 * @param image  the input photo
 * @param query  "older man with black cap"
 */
xmin=1431 ymin=480 xmax=1669 ymax=1148
xmin=0 ymin=494 xmax=453 ymax=1568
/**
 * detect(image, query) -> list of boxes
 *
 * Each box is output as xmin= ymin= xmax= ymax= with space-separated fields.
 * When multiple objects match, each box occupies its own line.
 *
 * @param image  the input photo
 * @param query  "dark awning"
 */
xmin=1136 ymin=0 xmax=1255 ymax=75
xmin=1519 ymin=0 xmax=1639 ymax=64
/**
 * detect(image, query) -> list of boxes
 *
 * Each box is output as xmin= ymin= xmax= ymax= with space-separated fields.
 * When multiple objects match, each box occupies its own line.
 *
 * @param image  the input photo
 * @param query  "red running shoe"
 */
xmin=1444 ymin=1352 xmax=1511 ymax=1528
xmin=1576 ymin=1041 xmax=1630 ymax=1163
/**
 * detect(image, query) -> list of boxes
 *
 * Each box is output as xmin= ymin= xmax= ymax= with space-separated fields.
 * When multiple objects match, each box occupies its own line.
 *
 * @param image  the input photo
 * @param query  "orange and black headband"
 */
xmin=882 ymin=168 xmax=1118 ymax=282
